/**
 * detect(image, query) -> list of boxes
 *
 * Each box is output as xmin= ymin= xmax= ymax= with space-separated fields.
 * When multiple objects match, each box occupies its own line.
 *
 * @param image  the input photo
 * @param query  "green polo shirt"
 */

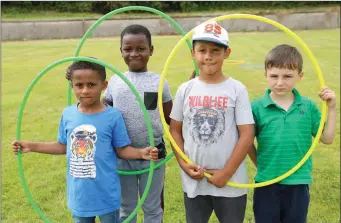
xmin=252 ymin=88 xmax=321 ymax=184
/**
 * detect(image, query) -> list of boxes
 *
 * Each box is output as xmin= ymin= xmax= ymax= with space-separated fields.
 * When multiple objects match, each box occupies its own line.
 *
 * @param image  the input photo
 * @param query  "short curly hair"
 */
xmin=65 ymin=60 xmax=106 ymax=81
xmin=120 ymin=24 xmax=152 ymax=47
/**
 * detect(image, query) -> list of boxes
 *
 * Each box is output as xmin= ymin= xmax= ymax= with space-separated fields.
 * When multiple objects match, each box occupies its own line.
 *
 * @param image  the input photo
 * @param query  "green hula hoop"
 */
xmin=158 ymin=14 xmax=327 ymax=188
xmin=16 ymin=57 xmax=155 ymax=223
xmin=72 ymin=6 xmax=200 ymax=176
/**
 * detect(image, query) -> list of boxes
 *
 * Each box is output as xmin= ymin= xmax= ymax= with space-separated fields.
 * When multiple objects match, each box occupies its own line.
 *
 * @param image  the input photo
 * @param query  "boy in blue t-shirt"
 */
xmin=12 ymin=60 xmax=158 ymax=223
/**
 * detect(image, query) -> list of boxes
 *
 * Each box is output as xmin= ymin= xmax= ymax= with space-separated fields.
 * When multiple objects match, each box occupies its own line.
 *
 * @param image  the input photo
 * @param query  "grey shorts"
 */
xmin=184 ymin=193 xmax=247 ymax=223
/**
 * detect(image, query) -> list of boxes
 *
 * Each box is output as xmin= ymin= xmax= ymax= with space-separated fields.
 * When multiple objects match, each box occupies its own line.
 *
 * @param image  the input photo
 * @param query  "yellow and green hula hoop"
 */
xmin=158 ymin=14 xmax=327 ymax=189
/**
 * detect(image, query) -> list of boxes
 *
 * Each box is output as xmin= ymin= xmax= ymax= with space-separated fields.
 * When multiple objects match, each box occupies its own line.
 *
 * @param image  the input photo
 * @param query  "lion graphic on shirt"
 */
xmin=189 ymin=107 xmax=225 ymax=147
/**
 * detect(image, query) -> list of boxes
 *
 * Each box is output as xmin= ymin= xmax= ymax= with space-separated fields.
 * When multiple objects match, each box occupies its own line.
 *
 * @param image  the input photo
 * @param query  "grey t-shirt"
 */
xmin=170 ymin=77 xmax=254 ymax=198
xmin=103 ymin=71 xmax=172 ymax=170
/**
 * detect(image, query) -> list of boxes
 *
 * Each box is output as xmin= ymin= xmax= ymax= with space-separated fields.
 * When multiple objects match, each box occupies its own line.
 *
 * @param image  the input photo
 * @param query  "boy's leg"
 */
xmin=98 ymin=210 xmax=120 ymax=223
xmin=253 ymin=183 xmax=281 ymax=223
xmin=120 ymin=174 xmax=139 ymax=223
xmin=212 ymin=194 xmax=247 ymax=223
xmin=72 ymin=215 xmax=96 ymax=223
xmin=184 ymin=193 xmax=213 ymax=223
xmin=158 ymin=139 xmax=166 ymax=219
xmin=138 ymin=164 xmax=165 ymax=223
xmin=280 ymin=184 xmax=310 ymax=223
xmin=160 ymin=181 xmax=165 ymax=217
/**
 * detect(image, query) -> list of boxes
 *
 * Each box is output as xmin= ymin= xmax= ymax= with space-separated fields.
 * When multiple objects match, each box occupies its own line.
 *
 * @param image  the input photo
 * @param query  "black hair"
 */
xmin=189 ymin=69 xmax=198 ymax=80
xmin=120 ymin=24 xmax=152 ymax=47
xmin=65 ymin=59 xmax=106 ymax=81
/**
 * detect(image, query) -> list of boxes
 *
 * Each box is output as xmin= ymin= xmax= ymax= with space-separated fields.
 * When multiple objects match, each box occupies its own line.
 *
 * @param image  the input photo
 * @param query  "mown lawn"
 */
xmin=2 ymin=29 xmax=340 ymax=222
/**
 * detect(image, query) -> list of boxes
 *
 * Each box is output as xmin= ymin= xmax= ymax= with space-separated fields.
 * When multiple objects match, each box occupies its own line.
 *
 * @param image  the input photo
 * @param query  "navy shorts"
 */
xmin=253 ymin=183 xmax=310 ymax=223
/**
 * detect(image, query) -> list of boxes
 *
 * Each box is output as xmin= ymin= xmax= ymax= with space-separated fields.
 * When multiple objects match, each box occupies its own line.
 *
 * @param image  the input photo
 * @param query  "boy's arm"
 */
xmin=248 ymin=144 xmax=257 ymax=167
xmin=169 ymin=120 xmax=187 ymax=168
xmin=248 ymin=106 xmax=258 ymax=167
xmin=116 ymin=146 xmax=158 ymax=161
xmin=111 ymin=112 xmax=157 ymax=161
xmin=225 ymin=124 xmax=255 ymax=174
xmin=318 ymin=86 xmax=337 ymax=144
xmin=320 ymin=107 xmax=337 ymax=144
xmin=162 ymin=79 xmax=174 ymax=125
xmin=170 ymin=119 xmax=204 ymax=180
xmin=163 ymin=100 xmax=173 ymax=125
xmin=205 ymin=124 xmax=255 ymax=188
xmin=12 ymin=141 xmax=66 ymax=154
xmin=205 ymin=88 xmax=255 ymax=187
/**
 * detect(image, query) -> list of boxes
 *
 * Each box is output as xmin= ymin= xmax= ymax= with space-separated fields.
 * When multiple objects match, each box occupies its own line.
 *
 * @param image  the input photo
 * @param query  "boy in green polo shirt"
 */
xmin=249 ymin=44 xmax=336 ymax=223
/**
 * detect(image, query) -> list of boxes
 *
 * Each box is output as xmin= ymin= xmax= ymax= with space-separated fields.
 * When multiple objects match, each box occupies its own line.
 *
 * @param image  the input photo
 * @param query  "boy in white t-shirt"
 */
xmin=170 ymin=22 xmax=255 ymax=223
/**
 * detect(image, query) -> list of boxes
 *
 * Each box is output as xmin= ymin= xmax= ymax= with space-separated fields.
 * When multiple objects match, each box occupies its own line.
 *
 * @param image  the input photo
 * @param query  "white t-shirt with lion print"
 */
xmin=170 ymin=77 xmax=254 ymax=198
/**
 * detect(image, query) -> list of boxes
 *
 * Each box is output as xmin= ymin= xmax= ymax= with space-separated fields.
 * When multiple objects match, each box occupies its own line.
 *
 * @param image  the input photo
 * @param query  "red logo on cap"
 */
xmin=204 ymin=23 xmax=222 ymax=35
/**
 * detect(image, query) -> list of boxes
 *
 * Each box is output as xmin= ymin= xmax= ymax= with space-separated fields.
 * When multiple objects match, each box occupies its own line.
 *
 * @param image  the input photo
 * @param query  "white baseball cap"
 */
xmin=192 ymin=21 xmax=229 ymax=47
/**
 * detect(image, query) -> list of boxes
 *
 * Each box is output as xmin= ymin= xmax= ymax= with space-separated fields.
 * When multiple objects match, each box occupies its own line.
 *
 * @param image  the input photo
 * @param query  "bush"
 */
xmin=1 ymin=1 xmax=338 ymax=14
xmin=52 ymin=2 xmax=93 ymax=13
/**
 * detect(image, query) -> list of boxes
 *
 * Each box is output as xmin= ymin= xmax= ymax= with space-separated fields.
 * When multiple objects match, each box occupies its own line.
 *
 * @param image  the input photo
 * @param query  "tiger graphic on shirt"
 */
xmin=69 ymin=124 xmax=97 ymax=178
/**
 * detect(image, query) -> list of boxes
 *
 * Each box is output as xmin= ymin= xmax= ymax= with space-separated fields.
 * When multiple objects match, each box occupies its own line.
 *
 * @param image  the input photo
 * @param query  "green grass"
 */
xmin=2 ymin=29 xmax=340 ymax=223
xmin=1 ymin=5 xmax=339 ymax=20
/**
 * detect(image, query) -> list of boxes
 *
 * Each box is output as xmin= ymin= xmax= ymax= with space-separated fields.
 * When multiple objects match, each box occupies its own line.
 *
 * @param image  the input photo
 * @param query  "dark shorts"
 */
xmin=184 ymin=193 xmax=247 ymax=223
xmin=253 ymin=183 xmax=310 ymax=223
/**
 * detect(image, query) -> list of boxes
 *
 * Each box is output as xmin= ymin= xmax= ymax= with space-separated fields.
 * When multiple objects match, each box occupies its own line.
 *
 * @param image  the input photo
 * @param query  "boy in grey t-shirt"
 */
xmin=103 ymin=25 xmax=173 ymax=223
xmin=170 ymin=22 xmax=254 ymax=223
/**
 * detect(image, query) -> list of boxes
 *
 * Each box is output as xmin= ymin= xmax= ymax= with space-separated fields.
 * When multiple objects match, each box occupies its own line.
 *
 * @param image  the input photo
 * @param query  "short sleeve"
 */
xmin=169 ymin=86 xmax=184 ymax=122
xmin=251 ymin=102 xmax=259 ymax=137
xmin=311 ymin=101 xmax=322 ymax=137
xmin=162 ymin=79 xmax=173 ymax=103
xmin=57 ymin=113 xmax=67 ymax=145
xmin=103 ymin=76 xmax=114 ymax=102
xmin=111 ymin=111 xmax=131 ymax=149
xmin=235 ymin=88 xmax=255 ymax=125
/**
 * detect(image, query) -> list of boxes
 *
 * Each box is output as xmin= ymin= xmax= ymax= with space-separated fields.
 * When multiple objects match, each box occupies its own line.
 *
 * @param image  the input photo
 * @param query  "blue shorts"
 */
xmin=73 ymin=210 xmax=120 ymax=223
xmin=253 ymin=183 xmax=310 ymax=223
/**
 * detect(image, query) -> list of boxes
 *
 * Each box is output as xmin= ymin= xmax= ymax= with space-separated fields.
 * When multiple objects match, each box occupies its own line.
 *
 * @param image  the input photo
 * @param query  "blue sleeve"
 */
xmin=112 ymin=111 xmax=131 ymax=149
xmin=57 ymin=114 xmax=67 ymax=145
